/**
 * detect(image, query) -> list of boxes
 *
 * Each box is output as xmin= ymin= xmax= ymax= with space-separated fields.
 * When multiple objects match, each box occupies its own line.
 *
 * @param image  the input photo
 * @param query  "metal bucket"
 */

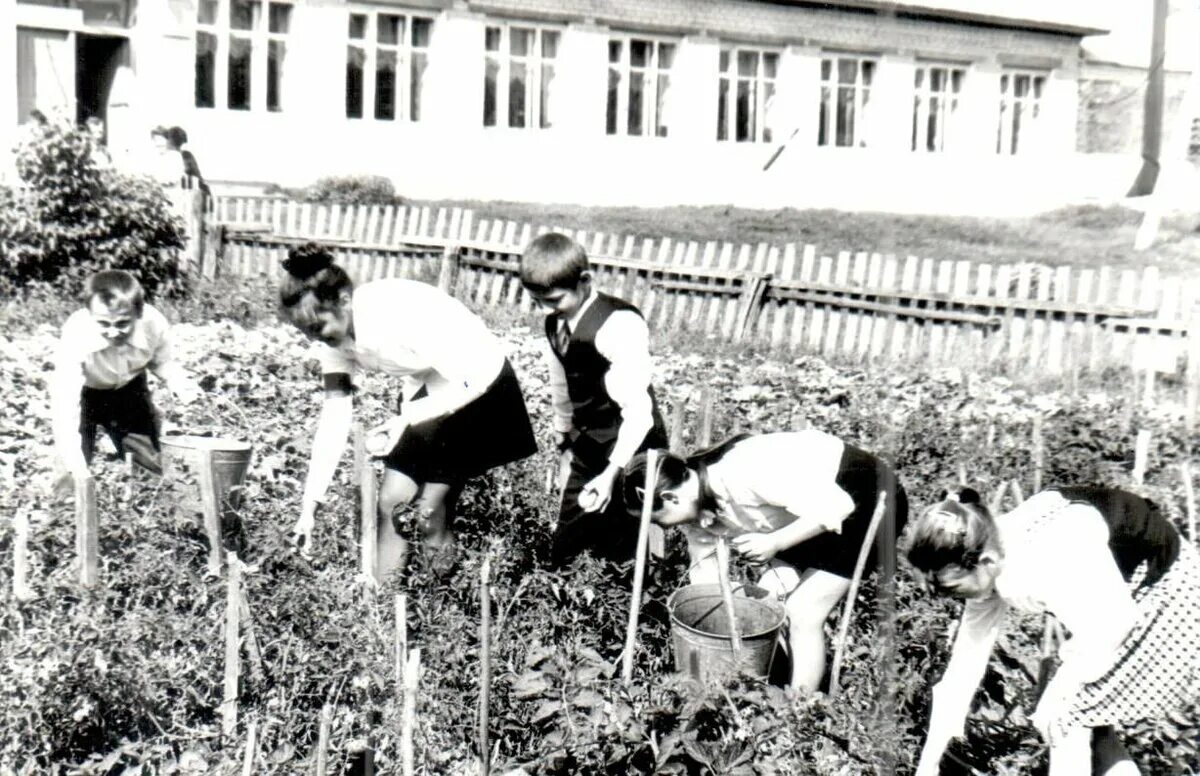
xmin=161 ymin=435 xmax=253 ymax=516
xmin=668 ymin=583 xmax=786 ymax=683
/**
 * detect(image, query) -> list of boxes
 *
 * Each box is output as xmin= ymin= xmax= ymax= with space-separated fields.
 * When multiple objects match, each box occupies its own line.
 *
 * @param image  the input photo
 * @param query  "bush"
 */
xmin=0 ymin=119 xmax=188 ymax=299
xmin=264 ymin=175 xmax=400 ymax=206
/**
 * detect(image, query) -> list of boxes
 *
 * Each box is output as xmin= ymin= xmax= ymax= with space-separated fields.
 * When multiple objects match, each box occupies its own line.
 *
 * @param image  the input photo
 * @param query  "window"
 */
xmin=717 ymin=47 xmax=778 ymax=143
xmin=997 ymin=71 xmax=1045 ymax=154
xmin=818 ymin=56 xmax=875 ymax=147
xmin=607 ymin=37 xmax=675 ymax=137
xmin=195 ymin=0 xmax=291 ymax=111
xmin=483 ymin=24 xmax=559 ymax=129
xmin=912 ymin=65 xmax=964 ymax=152
xmin=346 ymin=10 xmax=432 ymax=121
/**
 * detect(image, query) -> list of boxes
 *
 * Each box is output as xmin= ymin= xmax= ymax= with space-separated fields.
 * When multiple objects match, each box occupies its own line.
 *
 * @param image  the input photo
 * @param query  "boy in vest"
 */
xmin=50 ymin=270 xmax=202 ymax=491
xmin=520 ymin=233 xmax=667 ymax=567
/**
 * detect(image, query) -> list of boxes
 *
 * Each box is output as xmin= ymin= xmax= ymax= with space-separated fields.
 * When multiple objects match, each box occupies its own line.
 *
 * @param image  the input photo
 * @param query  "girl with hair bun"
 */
xmin=908 ymin=486 xmax=1200 ymax=776
xmin=623 ymin=430 xmax=908 ymax=692
xmin=279 ymin=244 xmax=538 ymax=577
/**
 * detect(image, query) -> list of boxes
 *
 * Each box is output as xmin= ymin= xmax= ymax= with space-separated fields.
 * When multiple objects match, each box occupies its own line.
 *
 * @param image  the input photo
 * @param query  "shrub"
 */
xmin=0 ymin=119 xmax=187 ymax=298
xmin=265 ymin=175 xmax=400 ymax=206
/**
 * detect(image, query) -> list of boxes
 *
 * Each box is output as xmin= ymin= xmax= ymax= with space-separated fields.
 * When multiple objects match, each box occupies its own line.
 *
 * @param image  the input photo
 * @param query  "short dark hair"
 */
xmin=278 ymin=243 xmax=354 ymax=328
xmin=85 ymin=270 xmax=144 ymax=316
xmin=906 ymin=489 xmax=995 ymax=574
xmin=622 ymin=450 xmax=691 ymax=515
xmin=167 ymin=126 xmax=188 ymax=148
xmin=519 ymin=232 xmax=589 ymax=291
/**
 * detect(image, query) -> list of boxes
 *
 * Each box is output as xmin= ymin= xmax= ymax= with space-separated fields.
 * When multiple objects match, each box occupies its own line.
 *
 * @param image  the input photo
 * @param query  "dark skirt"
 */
xmin=775 ymin=443 xmax=908 ymax=579
xmin=383 ymin=359 xmax=537 ymax=484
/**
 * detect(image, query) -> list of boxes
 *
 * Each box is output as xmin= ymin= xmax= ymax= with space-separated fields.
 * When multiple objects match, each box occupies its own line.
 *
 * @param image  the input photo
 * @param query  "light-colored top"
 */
xmin=50 ymin=304 xmax=192 ymax=472
xmin=318 ymin=278 xmax=506 ymax=428
xmin=684 ymin=431 xmax=857 ymax=580
xmin=926 ymin=491 xmax=1137 ymax=743
xmin=545 ymin=290 xmax=654 ymax=468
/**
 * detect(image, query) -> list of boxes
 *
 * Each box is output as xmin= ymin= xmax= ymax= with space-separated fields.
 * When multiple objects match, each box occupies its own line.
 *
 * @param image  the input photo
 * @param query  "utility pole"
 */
xmin=1128 ymin=0 xmax=1170 ymax=196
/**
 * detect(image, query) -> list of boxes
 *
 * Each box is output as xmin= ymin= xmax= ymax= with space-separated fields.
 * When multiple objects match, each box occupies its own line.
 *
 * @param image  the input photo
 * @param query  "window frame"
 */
xmin=195 ymin=0 xmax=293 ymax=112
xmin=606 ymin=34 xmax=677 ymax=138
xmin=911 ymin=63 xmax=965 ymax=153
xmin=817 ymin=54 xmax=876 ymax=148
xmin=997 ymin=69 xmax=1046 ymax=155
xmin=716 ymin=44 xmax=780 ymax=144
xmin=345 ymin=7 xmax=434 ymax=123
xmin=483 ymin=21 xmax=561 ymax=130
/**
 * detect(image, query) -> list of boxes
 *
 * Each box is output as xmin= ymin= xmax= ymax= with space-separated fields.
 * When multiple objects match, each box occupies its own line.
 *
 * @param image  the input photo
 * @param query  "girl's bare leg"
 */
xmin=1093 ymin=726 xmax=1139 ymax=776
xmin=783 ymin=569 xmax=851 ymax=692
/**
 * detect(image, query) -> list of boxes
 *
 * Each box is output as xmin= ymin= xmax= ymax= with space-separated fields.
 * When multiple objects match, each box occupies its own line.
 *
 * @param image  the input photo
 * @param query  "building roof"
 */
xmin=1082 ymin=2 xmax=1199 ymax=72
xmin=797 ymin=0 xmax=1109 ymax=36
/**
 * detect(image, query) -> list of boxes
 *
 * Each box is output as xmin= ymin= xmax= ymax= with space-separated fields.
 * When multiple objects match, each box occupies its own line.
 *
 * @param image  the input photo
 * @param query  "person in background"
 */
xmin=84 ymin=115 xmax=112 ymax=168
xmin=50 ymin=270 xmax=202 ymax=490
xmin=167 ymin=126 xmax=209 ymax=195
xmin=907 ymin=487 xmax=1200 ymax=776
xmin=148 ymin=125 xmax=187 ymax=188
xmin=623 ymin=430 xmax=908 ymax=691
xmin=279 ymin=244 xmax=537 ymax=578
xmin=519 ymin=232 xmax=667 ymax=567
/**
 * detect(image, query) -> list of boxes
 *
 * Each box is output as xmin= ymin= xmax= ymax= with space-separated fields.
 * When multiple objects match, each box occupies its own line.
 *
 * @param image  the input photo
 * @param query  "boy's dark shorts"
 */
xmin=79 ymin=372 xmax=162 ymax=470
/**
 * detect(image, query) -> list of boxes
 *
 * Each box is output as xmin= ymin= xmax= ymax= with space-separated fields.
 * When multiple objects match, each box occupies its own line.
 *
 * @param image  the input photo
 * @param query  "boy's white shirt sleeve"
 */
xmin=50 ymin=315 xmax=90 ymax=473
xmin=544 ymin=338 xmax=574 ymax=434
xmin=594 ymin=310 xmax=654 ymax=468
xmin=144 ymin=307 xmax=196 ymax=395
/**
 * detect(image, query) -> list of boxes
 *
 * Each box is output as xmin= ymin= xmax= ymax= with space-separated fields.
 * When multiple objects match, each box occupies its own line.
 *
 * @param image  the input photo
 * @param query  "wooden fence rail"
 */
xmin=205 ymin=195 xmax=1200 ymax=379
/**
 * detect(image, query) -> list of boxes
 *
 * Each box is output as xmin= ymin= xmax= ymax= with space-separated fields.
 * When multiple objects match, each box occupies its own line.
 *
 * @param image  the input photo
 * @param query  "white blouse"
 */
xmin=318 ymin=278 xmax=506 ymax=426
xmin=927 ymin=491 xmax=1138 ymax=742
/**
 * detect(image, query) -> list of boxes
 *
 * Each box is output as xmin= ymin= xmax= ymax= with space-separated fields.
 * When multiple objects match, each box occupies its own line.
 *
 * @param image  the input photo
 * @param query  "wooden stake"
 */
xmin=197 ymin=448 xmax=223 ymax=576
xmin=829 ymin=491 xmax=887 ymax=702
xmin=988 ymin=480 xmax=1010 ymax=516
xmin=75 ymin=475 xmax=98 ymax=588
xmin=714 ymin=536 xmax=743 ymax=660
xmin=697 ymin=389 xmax=715 ymax=448
xmin=623 ymin=449 xmax=659 ymax=685
xmin=241 ymin=718 xmax=257 ymax=776
xmin=1032 ymin=415 xmax=1044 ymax=494
xmin=222 ymin=551 xmax=241 ymax=740
xmin=13 ymin=511 xmax=32 ymax=601
xmin=1182 ymin=462 xmax=1196 ymax=541
xmin=238 ymin=590 xmax=265 ymax=683
xmin=401 ymin=648 xmax=421 ymax=776
xmin=395 ymin=594 xmax=407 ymax=691
xmin=668 ymin=396 xmax=688 ymax=453
xmin=124 ymin=451 xmax=135 ymax=502
xmin=360 ymin=460 xmax=378 ymax=587
xmin=478 ymin=555 xmax=492 ymax=776
xmin=1010 ymin=479 xmax=1026 ymax=505
xmin=1143 ymin=368 xmax=1156 ymax=408
xmin=315 ymin=704 xmax=331 ymax=776
xmin=1133 ymin=429 xmax=1152 ymax=486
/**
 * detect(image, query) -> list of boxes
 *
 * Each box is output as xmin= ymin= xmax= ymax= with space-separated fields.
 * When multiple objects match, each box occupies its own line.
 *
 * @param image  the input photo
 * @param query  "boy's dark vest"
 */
xmin=1051 ymin=486 xmax=1180 ymax=589
xmin=546 ymin=293 xmax=666 ymax=465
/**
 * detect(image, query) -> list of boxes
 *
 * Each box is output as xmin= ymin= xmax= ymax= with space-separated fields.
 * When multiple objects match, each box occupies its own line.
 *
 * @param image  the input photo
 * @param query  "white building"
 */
xmin=10 ymin=0 xmax=1170 ymax=214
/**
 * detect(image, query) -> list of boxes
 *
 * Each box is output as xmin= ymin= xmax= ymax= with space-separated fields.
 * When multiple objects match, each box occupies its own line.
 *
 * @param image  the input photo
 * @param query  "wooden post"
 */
xmin=733 ymin=272 xmax=771 ymax=343
xmin=697 ymin=388 xmax=715 ymax=448
xmin=667 ymin=396 xmax=688 ymax=453
xmin=478 ymin=556 xmax=491 ymax=776
xmin=222 ymin=551 xmax=241 ymax=740
xmin=401 ymin=648 xmax=421 ymax=776
xmin=13 ymin=512 xmax=32 ymax=601
xmin=1010 ymin=479 xmax=1026 ymax=505
xmin=1187 ymin=305 xmax=1200 ymax=433
xmin=1133 ymin=429 xmax=1152 ymax=486
xmin=238 ymin=590 xmax=265 ymax=683
xmin=202 ymin=223 xmax=228 ymax=280
xmin=315 ymin=704 xmax=331 ymax=776
xmin=395 ymin=594 xmax=407 ymax=691
xmin=197 ymin=448 xmax=223 ymax=577
xmin=241 ymin=719 xmax=257 ymax=776
xmin=124 ymin=452 xmax=135 ymax=502
xmin=714 ymin=537 xmax=742 ymax=660
xmin=829 ymin=492 xmax=888 ymax=702
xmin=360 ymin=458 xmax=378 ymax=587
xmin=1032 ymin=415 xmax=1044 ymax=494
xmin=1182 ymin=462 xmax=1197 ymax=541
xmin=437 ymin=245 xmax=461 ymax=295
xmin=75 ymin=475 xmax=98 ymax=588
xmin=622 ymin=449 xmax=659 ymax=685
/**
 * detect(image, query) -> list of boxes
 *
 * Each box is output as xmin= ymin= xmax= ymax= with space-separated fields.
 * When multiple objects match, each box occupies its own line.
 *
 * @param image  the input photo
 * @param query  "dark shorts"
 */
xmin=79 ymin=372 xmax=161 ymax=466
xmin=383 ymin=359 xmax=537 ymax=484
xmin=775 ymin=444 xmax=908 ymax=580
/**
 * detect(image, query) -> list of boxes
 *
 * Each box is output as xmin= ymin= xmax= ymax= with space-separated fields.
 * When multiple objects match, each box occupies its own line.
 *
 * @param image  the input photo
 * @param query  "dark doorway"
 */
xmin=75 ymin=33 xmax=128 ymax=135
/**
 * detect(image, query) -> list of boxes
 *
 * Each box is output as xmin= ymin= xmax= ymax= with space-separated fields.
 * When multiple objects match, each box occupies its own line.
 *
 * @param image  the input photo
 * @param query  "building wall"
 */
xmin=9 ymin=0 xmax=1114 ymax=213
xmin=1077 ymin=63 xmax=1193 ymax=155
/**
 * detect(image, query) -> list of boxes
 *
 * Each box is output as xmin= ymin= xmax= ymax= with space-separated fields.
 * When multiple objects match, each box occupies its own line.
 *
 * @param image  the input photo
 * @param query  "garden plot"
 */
xmin=2 ymin=317 xmax=1198 ymax=775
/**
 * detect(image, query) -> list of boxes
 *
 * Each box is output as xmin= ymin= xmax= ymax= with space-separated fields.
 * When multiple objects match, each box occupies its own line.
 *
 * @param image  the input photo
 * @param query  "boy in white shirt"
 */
xmin=50 ymin=270 xmax=201 ymax=487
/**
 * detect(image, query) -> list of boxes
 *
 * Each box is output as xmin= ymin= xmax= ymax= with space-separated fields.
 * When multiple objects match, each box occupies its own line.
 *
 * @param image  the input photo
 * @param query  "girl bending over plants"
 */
xmin=623 ymin=430 xmax=909 ymax=692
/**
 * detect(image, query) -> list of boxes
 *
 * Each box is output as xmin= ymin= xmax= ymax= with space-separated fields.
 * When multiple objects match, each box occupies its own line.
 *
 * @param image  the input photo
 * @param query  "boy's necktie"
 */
xmin=555 ymin=319 xmax=571 ymax=354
